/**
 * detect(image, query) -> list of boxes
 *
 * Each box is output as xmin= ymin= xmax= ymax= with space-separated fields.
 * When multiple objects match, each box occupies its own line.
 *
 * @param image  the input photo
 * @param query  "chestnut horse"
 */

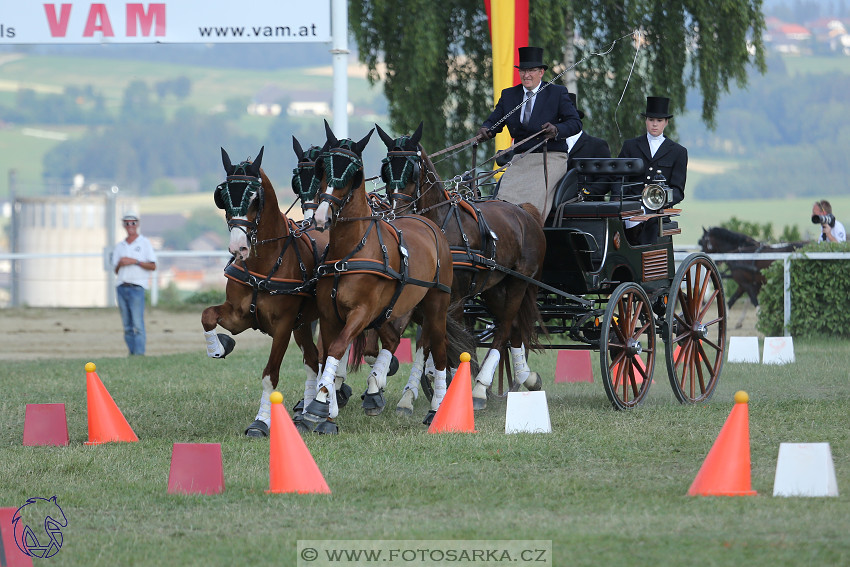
xmin=306 ymin=122 xmax=474 ymax=427
xmin=202 ymin=147 xmax=347 ymax=436
xmin=377 ymin=123 xmax=547 ymax=410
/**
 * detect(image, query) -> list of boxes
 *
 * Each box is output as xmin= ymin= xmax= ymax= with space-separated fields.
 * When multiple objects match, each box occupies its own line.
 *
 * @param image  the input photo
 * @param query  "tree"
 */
xmin=350 ymin=0 xmax=765 ymax=169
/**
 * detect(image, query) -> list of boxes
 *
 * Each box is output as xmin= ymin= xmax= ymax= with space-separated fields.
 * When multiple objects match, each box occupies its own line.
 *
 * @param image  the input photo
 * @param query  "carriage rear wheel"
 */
xmin=600 ymin=282 xmax=656 ymax=410
xmin=664 ymin=253 xmax=727 ymax=404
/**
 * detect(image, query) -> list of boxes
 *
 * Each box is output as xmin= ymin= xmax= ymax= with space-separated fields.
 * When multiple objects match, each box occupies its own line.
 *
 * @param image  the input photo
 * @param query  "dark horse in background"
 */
xmin=377 ymin=122 xmax=547 ymax=410
xmin=698 ymin=226 xmax=807 ymax=327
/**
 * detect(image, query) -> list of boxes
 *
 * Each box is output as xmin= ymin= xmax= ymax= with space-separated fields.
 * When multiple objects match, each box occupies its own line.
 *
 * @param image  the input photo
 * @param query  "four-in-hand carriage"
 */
xmin=464 ymin=158 xmax=728 ymax=410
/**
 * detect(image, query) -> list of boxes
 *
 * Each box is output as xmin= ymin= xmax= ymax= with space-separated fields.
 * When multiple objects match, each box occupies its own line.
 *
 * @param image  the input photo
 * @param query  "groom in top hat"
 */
xmin=477 ymin=46 xmax=582 ymax=220
xmin=617 ymin=96 xmax=688 ymax=244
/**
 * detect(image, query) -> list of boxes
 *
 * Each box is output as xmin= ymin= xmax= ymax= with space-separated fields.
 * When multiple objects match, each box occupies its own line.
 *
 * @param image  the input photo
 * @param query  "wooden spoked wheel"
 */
xmin=600 ymin=282 xmax=656 ymax=410
xmin=665 ymin=253 xmax=727 ymax=404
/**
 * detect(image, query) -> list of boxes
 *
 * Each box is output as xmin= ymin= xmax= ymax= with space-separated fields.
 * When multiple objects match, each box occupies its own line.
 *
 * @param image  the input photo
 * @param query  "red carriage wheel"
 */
xmin=600 ymin=282 xmax=656 ymax=410
xmin=664 ymin=253 xmax=727 ymax=404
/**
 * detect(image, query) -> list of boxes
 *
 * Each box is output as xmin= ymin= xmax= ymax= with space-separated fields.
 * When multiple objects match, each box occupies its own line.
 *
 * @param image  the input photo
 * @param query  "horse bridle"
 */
xmin=317 ymin=142 xmax=364 ymax=222
xmin=292 ymin=146 xmax=323 ymax=214
xmin=215 ymin=164 xmax=265 ymax=248
xmin=381 ymin=137 xmax=423 ymax=212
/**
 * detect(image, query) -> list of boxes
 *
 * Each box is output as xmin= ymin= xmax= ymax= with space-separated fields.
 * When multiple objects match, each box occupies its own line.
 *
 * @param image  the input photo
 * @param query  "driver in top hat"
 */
xmin=617 ymin=96 xmax=688 ymax=245
xmin=476 ymin=46 xmax=582 ymax=220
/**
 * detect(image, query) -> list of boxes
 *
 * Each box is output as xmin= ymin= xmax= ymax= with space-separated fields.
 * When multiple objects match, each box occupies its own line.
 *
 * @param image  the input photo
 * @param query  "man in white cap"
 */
xmin=111 ymin=211 xmax=157 ymax=355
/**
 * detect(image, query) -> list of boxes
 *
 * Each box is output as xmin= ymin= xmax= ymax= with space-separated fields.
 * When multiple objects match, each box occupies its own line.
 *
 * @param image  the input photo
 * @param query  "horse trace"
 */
xmin=378 ymin=122 xmax=547 ymax=410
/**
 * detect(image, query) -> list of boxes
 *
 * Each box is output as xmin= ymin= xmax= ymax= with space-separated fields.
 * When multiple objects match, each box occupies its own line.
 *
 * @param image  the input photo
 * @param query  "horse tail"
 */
xmin=347 ymin=333 xmax=367 ymax=373
xmin=445 ymin=300 xmax=479 ymax=376
xmin=516 ymin=282 xmax=546 ymax=353
xmin=519 ymin=203 xmax=544 ymax=227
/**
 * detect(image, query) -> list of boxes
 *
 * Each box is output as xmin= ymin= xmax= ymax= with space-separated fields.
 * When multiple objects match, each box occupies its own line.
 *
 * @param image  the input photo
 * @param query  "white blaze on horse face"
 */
xmin=228 ymin=220 xmax=251 ymax=260
xmin=314 ymin=188 xmax=333 ymax=230
xmin=303 ymin=208 xmax=315 ymax=222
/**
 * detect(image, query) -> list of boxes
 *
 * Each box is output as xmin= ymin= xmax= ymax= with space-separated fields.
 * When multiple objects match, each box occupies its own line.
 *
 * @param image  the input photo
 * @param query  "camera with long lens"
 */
xmin=811 ymin=213 xmax=835 ymax=227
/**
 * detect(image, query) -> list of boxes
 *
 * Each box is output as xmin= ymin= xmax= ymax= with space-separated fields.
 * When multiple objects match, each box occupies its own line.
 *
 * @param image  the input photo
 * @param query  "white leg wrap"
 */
xmin=403 ymin=348 xmax=425 ymax=399
xmin=204 ymin=330 xmax=224 ymax=358
xmin=303 ymin=364 xmax=318 ymax=413
xmin=318 ymin=356 xmax=340 ymax=418
xmin=254 ymin=376 xmax=274 ymax=425
xmin=474 ymin=348 xmax=501 ymax=387
xmin=367 ymin=349 xmax=393 ymax=393
xmin=511 ymin=344 xmax=531 ymax=382
xmin=430 ymin=369 xmax=447 ymax=411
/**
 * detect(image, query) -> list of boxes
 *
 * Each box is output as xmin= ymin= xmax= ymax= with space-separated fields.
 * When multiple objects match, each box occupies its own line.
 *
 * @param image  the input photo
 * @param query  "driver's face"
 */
xmin=645 ymin=117 xmax=669 ymax=137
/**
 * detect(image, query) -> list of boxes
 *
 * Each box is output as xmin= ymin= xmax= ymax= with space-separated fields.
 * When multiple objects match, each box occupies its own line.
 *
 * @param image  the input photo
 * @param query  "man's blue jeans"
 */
xmin=116 ymin=284 xmax=147 ymax=355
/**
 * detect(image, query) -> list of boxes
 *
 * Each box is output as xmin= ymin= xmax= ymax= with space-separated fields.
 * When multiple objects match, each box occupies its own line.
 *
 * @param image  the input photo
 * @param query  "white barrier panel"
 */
xmin=505 ymin=392 xmax=551 ymax=434
xmin=773 ymin=443 xmax=839 ymax=497
xmin=727 ymin=337 xmax=760 ymax=363
xmin=763 ymin=336 xmax=795 ymax=364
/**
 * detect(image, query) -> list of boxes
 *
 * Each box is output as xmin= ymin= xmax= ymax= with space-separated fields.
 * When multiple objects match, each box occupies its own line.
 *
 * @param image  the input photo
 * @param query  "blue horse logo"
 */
xmin=12 ymin=496 xmax=67 ymax=559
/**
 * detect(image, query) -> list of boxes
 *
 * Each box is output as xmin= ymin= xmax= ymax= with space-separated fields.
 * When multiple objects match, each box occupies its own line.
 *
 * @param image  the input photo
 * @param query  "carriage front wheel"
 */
xmin=600 ymin=282 xmax=656 ymax=410
xmin=664 ymin=252 xmax=727 ymax=404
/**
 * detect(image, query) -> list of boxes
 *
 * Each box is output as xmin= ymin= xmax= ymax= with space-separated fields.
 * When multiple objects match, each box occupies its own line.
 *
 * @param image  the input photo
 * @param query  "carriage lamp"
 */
xmin=641 ymin=174 xmax=673 ymax=212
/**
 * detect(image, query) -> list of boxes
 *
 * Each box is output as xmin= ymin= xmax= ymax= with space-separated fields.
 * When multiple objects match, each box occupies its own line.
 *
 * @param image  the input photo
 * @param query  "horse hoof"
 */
xmin=244 ymin=419 xmax=269 ymax=438
xmin=523 ymin=371 xmax=542 ymax=391
xmin=422 ymin=410 xmax=436 ymax=426
xmin=217 ymin=334 xmax=236 ymax=358
xmin=314 ymin=420 xmax=339 ymax=435
xmin=420 ymin=374 xmax=434 ymax=402
xmin=361 ymin=390 xmax=386 ymax=416
xmin=303 ymin=399 xmax=330 ymax=422
xmin=395 ymin=389 xmax=415 ymax=416
xmin=336 ymin=383 xmax=353 ymax=409
xmin=472 ymin=397 xmax=487 ymax=411
xmin=388 ymin=355 xmax=400 ymax=377
xmin=292 ymin=398 xmax=304 ymax=413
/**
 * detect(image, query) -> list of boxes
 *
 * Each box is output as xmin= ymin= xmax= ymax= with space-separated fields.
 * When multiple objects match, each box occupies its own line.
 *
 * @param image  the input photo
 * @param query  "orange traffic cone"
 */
xmin=267 ymin=392 xmax=331 ymax=494
xmin=84 ymin=362 xmax=138 ymax=445
xmin=428 ymin=352 xmax=476 ymax=434
xmin=688 ymin=391 xmax=757 ymax=496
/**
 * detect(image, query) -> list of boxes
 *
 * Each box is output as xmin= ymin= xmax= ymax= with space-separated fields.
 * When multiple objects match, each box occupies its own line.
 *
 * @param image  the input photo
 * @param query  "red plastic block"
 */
xmin=22 ymin=404 xmax=69 ymax=446
xmin=554 ymin=350 xmax=593 ymax=383
xmin=167 ymin=443 xmax=224 ymax=495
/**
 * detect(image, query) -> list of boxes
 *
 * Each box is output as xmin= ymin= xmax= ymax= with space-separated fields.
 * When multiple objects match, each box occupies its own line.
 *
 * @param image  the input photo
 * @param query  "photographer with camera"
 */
xmin=812 ymin=200 xmax=846 ymax=243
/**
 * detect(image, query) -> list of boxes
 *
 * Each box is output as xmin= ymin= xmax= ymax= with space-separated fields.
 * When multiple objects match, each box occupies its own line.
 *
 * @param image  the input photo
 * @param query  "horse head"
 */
xmin=215 ymin=146 xmax=265 ymax=261
xmin=376 ymin=122 xmax=424 ymax=213
xmin=698 ymin=227 xmax=714 ymax=252
xmin=314 ymin=119 xmax=374 ymax=231
xmin=292 ymin=136 xmax=324 ymax=222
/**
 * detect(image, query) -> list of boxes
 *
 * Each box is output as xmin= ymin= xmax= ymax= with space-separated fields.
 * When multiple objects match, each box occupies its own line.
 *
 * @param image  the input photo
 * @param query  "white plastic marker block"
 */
xmin=505 ymin=391 xmax=551 ymax=434
xmin=727 ymin=336 xmax=760 ymax=363
xmin=762 ymin=336 xmax=795 ymax=364
xmin=773 ymin=443 xmax=839 ymax=497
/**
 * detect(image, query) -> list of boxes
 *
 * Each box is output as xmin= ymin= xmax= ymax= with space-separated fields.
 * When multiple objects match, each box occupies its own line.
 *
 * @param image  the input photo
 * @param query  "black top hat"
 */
xmin=568 ymin=92 xmax=585 ymax=120
xmin=515 ymin=46 xmax=548 ymax=70
xmin=641 ymin=96 xmax=673 ymax=119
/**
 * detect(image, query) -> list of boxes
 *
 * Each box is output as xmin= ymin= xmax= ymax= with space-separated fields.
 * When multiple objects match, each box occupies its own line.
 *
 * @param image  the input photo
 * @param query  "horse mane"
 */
xmin=418 ymin=143 xmax=440 ymax=184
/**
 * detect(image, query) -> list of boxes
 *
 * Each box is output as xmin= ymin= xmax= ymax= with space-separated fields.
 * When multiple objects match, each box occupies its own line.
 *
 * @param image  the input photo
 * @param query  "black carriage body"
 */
xmin=463 ymin=158 xmax=727 ymax=410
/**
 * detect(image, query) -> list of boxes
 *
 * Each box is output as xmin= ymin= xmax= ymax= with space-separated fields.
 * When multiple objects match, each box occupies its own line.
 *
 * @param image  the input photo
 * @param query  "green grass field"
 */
xmin=2 ymin=337 xmax=848 ymax=566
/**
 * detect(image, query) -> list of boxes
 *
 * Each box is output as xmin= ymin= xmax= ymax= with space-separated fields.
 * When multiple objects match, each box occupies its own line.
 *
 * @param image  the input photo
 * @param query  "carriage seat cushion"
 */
xmin=557 ymin=201 xmax=642 ymax=218
xmin=572 ymin=157 xmax=645 ymax=178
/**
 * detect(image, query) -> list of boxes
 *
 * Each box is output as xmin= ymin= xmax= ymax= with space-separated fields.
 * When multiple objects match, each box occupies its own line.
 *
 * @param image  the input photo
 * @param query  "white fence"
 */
xmin=3 ymin=249 xmax=848 ymax=336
